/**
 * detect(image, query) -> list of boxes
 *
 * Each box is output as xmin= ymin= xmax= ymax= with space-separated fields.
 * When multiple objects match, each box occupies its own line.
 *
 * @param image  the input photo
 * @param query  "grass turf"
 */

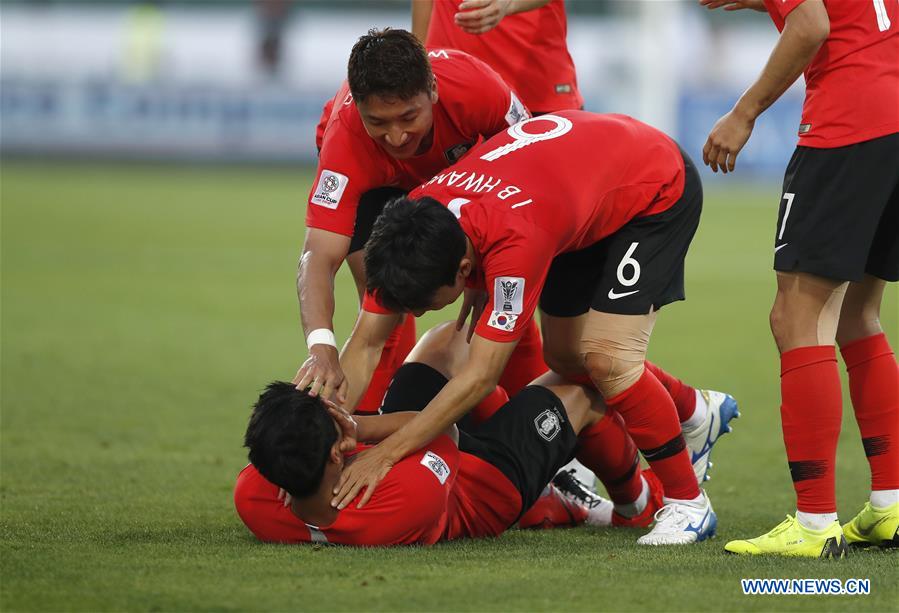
xmin=1 ymin=160 xmax=897 ymax=612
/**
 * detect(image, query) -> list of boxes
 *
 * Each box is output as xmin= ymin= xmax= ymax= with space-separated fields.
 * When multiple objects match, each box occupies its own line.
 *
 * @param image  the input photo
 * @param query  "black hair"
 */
xmin=364 ymin=197 xmax=467 ymax=312
xmin=243 ymin=382 xmax=338 ymax=499
xmin=347 ymin=28 xmax=433 ymax=102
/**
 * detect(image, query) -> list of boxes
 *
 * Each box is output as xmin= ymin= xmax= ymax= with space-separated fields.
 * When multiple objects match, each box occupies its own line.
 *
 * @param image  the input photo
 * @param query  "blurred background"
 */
xmin=3 ymin=4 xmax=899 ymax=609
xmin=1 ymin=0 xmax=800 ymax=175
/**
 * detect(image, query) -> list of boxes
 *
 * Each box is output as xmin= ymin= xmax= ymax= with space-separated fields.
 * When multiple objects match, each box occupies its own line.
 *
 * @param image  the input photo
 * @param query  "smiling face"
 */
xmin=356 ymin=87 xmax=437 ymax=160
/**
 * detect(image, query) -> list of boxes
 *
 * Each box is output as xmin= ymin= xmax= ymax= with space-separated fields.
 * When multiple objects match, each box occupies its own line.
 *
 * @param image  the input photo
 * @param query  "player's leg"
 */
xmin=581 ymin=148 xmax=714 ymax=545
xmin=837 ymin=202 xmax=899 ymax=548
xmin=540 ymin=312 xmax=663 ymax=526
xmin=643 ymin=362 xmax=740 ymax=483
xmin=726 ymin=134 xmax=898 ymax=557
xmin=346 ymin=187 xmax=417 ymax=413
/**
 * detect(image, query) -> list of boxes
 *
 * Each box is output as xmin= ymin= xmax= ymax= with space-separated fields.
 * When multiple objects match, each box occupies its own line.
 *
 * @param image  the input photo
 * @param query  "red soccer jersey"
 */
xmin=425 ymin=0 xmax=583 ymax=114
xmin=442 ymin=453 xmax=522 ymax=540
xmin=763 ymin=0 xmax=899 ymax=148
xmin=307 ymin=49 xmax=530 ymax=238
xmin=408 ymin=111 xmax=685 ymax=343
xmin=234 ymin=436 xmax=459 ymax=546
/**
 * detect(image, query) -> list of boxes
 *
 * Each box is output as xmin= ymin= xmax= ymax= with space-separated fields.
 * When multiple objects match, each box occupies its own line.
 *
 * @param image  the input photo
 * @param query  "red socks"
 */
xmin=355 ymin=316 xmax=417 ymax=414
xmin=575 ymin=410 xmax=644 ymax=505
xmin=780 ymin=345 xmax=842 ymax=513
xmin=606 ymin=369 xmax=700 ymax=500
xmin=841 ymin=333 xmax=899 ymax=492
xmin=500 ymin=318 xmax=548 ymax=395
xmin=644 ymin=361 xmax=697 ymax=423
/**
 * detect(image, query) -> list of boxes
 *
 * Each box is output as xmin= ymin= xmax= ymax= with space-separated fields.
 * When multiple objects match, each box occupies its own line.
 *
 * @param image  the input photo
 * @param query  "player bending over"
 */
xmin=333 ymin=110 xmax=725 ymax=545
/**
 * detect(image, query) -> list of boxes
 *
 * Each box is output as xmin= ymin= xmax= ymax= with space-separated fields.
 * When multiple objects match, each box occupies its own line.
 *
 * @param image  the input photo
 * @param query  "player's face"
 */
xmin=356 ymin=90 xmax=436 ymax=160
xmin=411 ymin=276 xmax=465 ymax=317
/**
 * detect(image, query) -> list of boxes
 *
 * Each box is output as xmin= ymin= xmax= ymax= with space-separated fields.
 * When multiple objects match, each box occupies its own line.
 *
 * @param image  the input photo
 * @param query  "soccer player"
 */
xmin=235 ymin=372 xmax=635 ymax=546
xmin=295 ymin=28 xmax=543 ymax=413
xmin=411 ymin=0 xmax=583 ymax=114
xmin=700 ymin=0 xmax=899 ymax=556
xmin=332 ymin=110 xmax=724 ymax=545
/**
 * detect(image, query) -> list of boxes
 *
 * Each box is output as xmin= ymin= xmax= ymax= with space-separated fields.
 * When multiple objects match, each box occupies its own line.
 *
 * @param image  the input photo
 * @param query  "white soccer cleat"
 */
xmin=636 ymin=491 xmax=717 ymax=545
xmin=552 ymin=469 xmax=614 ymax=527
xmin=683 ymin=390 xmax=740 ymax=484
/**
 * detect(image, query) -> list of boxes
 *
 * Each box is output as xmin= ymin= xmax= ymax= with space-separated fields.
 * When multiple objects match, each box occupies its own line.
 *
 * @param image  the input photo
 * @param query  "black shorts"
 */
xmin=460 ymin=386 xmax=577 ymax=514
xmin=347 ymin=187 xmax=407 ymax=254
xmin=539 ymin=147 xmax=703 ymax=316
xmin=379 ymin=363 xmax=577 ymax=515
xmin=773 ymin=132 xmax=899 ymax=282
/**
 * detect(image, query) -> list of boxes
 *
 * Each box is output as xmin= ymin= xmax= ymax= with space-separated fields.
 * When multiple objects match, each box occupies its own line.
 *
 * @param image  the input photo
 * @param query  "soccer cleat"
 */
xmin=842 ymin=502 xmax=899 ymax=549
xmin=683 ymin=390 xmax=740 ymax=484
xmin=612 ymin=469 xmax=665 ymax=528
xmin=636 ymin=491 xmax=717 ymax=545
xmin=724 ymin=515 xmax=848 ymax=558
xmin=551 ymin=469 xmax=613 ymax=526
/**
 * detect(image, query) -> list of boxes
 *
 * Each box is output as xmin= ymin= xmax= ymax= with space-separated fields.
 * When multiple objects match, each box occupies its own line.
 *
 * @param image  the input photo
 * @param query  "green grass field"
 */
xmin=1 ymin=160 xmax=897 ymax=612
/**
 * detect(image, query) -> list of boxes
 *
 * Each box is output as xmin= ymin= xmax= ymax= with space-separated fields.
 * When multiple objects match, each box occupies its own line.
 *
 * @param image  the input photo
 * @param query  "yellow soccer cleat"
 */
xmin=842 ymin=502 xmax=899 ymax=548
xmin=724 ymin=515 xmax=848 ymax=558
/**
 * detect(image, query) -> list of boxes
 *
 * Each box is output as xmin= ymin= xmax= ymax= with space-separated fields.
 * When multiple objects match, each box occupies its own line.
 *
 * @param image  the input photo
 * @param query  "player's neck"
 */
xmin=290 ymin=467 xmax=341 ymax=527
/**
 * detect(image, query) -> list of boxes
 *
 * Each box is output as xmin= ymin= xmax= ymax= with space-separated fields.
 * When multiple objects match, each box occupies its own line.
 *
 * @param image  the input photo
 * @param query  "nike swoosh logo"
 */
xmin=857 ymin=515 xmax=888 ymax=536
xmin=608 ymin=289 xmax=640 ymax=300
xmin=774 ymin=243 xmax=789 ymax=253
xmin=685 ymin=509 xmax=711 ymax=534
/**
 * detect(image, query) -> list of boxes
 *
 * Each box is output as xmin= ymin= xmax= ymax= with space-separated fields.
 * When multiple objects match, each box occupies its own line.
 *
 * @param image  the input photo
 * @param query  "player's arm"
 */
xmin=411 ymin=0 xmax=433 ymax=43
xmin=293 ymin=227 xmax=352 ymax=401
xmin=331 ymin=334 xmax=516 ymax=509
xmin=702 ymin=0 xmax=829 ymax=173
xmin=454 ymin=0 xmax=552 ymax=35
xmin=699 ymin=0 xmax=766 ymax=12
xmin=339 ymin=308 xmax=402 ymax=412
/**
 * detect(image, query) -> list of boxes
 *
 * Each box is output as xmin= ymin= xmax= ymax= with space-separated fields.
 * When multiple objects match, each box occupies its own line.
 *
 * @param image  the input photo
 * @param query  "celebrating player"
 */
xmin=332 ymin=110 xmax=726 ymax=545
xmin=701 ymin=0 xmax=899 ymax=556
xmin=412 ymin=0 xmax=582 ymax=115
xmin=294 ymin=27 xmax=545 ymax=413
xmin=235 ymin=320 xmax=674 ymax=546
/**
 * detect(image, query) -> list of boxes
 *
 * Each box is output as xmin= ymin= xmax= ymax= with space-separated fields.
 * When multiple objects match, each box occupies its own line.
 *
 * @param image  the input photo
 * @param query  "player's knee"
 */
xmin=406 ymin=321 xmax=467 ymax=377
xmin=769 ymin=300 xmax=790 ymax=348
xmin=583 ymin=351 xmax=643 ymax=398
xmin=542 ymin=346 xmax=583 ymax=377
xmin=835 ymin=308 xmax=882 ymax=347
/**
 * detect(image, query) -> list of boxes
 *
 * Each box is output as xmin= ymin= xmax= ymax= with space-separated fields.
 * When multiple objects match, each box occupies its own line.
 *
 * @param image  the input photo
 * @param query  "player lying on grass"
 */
xmin=235 ymin=372 xmax=646 ymax=545
xmin=329 ymin=110 xmax=728 ymax=545
xmin=235 ymin=318 xmax=701 ymax=545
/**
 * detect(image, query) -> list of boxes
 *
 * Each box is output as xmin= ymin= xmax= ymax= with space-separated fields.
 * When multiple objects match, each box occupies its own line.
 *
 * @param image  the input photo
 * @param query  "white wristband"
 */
xmin=306 ymin=328 xmax=337 ymax=349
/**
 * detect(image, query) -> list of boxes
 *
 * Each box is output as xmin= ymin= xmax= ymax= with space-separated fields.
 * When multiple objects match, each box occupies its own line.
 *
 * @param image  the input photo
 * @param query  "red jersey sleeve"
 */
xmin=307 ymin=122 xmax=394 ymax=237
xmin=470 ymin=228 xmax=551 ymax=343
xmin=763 ymin=0 xmax=806 ymax=28
xmin=234 ymin=436 xmax=460 ymax=547
xmin=430 ymin=50 xmax=530 ymax=141
xmin=361 ymin=290 xmax=394 ymax=315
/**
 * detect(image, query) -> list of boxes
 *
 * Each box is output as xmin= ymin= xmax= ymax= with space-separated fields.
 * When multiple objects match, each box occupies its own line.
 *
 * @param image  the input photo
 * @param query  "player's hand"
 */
xmin=455 ymin=287 xmax=489 ymax=343
xmin=699 ymin=0 xmax=766 ymax=11
xmin=454 ymin=0 xmax=512 ymax=34
xmin=292 ymin=344 xmax=349 ymax=403
xmin=325 ymin=400 xmax=358 ymax=452
xmin=331 ymin=446 xmax=394 ymax=510
xmin=702 ymin=108 xmax=755 ymax=174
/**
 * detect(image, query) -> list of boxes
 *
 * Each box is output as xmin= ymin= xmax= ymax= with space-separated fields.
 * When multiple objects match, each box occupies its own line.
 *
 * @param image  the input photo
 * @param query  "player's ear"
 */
xmin=429 ymin=78 xmax=438 ymax=104
xmin=459 ymin=257 xmax=473 ymax=280
xmin=329 ymin=442 xmax=343 ymax=466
